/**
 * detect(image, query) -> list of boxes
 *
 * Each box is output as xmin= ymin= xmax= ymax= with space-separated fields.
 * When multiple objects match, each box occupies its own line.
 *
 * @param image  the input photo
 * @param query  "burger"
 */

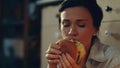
xmin=56 ymin=39 xmax=86 ymax=64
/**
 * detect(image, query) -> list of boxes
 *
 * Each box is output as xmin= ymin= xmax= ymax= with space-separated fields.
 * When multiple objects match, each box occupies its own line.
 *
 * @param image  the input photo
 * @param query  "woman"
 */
xmin=45 ymin=0 xmax=120 ymax=68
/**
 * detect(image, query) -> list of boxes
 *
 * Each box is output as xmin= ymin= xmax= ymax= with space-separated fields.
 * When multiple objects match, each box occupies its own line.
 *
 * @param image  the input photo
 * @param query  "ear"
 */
xmin=93 ymin=29 xmax=98 ymax=36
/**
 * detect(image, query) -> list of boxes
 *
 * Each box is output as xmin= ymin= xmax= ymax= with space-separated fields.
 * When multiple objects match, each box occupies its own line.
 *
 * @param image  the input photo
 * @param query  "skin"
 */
xmin=46 ymin=6 xmax=97 ymax=68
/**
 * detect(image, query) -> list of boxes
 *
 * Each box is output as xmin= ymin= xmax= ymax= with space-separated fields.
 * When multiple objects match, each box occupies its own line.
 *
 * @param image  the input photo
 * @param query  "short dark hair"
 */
xmin=58 ymin=0 xmax=103 ymax=30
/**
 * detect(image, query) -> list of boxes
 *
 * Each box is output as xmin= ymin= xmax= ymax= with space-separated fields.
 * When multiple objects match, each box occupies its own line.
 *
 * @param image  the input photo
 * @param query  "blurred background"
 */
xmin=0 ymin=0 xmax=40 ymax=68
xmin=0 ymin=0 xmax=120 ymax=68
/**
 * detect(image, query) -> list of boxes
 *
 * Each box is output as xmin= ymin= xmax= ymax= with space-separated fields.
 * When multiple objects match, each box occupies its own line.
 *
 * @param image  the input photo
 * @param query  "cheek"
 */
xmin=78 ymin=29 xmax=94 ymax=45
xmin=80 ymin=32 xmax=93 ymax=41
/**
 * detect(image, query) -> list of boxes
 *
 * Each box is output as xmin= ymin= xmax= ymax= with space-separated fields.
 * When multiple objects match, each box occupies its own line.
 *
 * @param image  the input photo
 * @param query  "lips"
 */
xmin=64 ymin=37 xmax=79 ymax=42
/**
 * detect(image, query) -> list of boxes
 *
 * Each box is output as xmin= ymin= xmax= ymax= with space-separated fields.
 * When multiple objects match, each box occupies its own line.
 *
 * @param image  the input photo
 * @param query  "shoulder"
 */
xmin=87 ymin=38 xmax=120 ymax=68
xmin=104 ymin=46 xmax=120 ymax=68
xmin=92 ymin=38 xmax=119 ymax=58
xmin=94 ymin=39 xmax=120 ymax=68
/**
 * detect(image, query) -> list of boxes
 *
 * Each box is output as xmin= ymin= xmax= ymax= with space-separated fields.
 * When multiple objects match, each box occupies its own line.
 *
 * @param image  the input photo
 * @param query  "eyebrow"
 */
xmin=62 ymin=19 xmax=88 ymax=24
xmin=62 ymin=18 xmax=88 ymax=21
xmin=76 ymin=19 xmax=88 ymax=22
xmin=60 ymin=19 xmax=68 ymax=25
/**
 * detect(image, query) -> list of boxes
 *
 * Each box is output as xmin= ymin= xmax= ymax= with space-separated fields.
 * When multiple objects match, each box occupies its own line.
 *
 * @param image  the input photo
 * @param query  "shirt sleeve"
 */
xmin=105 ymin=51 xmax=120 ymax=68
xmin=104 ymin=46 xmax=120 ymax=68
xmin=110 ymin=55 xmax=120 ymax=68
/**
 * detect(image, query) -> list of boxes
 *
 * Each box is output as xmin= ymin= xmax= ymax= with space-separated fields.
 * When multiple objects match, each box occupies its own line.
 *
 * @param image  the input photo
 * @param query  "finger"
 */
xmin=46 ymin=48 xmax=61 ymax=54
xmin=47 ymin=59 xmax=59 ymax=64
xmin=58 ymin=60 xmax=63 ymax=68
xmin=62 ymin=54 xmax=72 ymax=68
xmin=66 ymin=53 xmax=79 ymax=68
xmin=60 ymin=55 xmax=67 ymax=68
xmin=58 ymin=55 xmax=63 ymax=68
xmin=45 ymin=54 xmax=59 ymax=59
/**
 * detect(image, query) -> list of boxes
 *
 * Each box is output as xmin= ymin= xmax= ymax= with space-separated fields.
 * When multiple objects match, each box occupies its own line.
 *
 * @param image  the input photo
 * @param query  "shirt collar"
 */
xmin=88 ymin=38 xmax=109 ymax=62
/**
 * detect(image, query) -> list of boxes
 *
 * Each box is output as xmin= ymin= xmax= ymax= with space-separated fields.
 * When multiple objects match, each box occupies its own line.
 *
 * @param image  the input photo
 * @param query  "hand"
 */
xmin=58 ymin=53 xmax=79 ymax=68
xmin=45 ymin=43 xmax=62 ymax=68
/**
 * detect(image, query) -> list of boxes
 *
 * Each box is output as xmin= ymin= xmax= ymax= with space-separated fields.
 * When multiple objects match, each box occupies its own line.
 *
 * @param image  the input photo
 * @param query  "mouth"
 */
xmin=65 ymin=37 xmax=79 ymax=42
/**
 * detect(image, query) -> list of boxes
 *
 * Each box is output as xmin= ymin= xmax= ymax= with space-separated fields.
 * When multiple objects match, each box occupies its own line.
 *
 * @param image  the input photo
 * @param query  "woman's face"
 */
xmin=60 ymin=7 xmax=97 ymax=50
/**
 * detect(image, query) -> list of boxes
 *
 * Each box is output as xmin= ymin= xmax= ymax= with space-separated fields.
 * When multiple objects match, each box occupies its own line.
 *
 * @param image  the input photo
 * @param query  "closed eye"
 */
xmin=77 ymin=20 xmax=86 ymax=28
xmin=62 ymin=20 xmax=70 ymax=27
xmin=64 ymin=24 xmax=70 ymax=27
xmin=78 ymin=24 xmax=85 ymax=28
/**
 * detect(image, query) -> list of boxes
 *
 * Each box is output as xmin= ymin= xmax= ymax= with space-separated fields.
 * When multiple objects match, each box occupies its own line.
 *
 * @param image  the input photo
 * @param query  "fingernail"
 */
xmin=62 ymin=53 xmax=66 ymax=57
xmin=61 ymin=54 xmax=63 ymax=58
xmin=57 ymin=46 xmax=60 ymax=49
xmin=56 ymin=45 xmax=60 ymax=49
xmin=58 ymin=51 xmax=62 ymax=54
xmin=66 ymin=53 xmax=69 ymax=56
xmin=59 ymin=55 xmax=62 ymax=59
xmin=59 ymin=55 xmax=61 ymax=58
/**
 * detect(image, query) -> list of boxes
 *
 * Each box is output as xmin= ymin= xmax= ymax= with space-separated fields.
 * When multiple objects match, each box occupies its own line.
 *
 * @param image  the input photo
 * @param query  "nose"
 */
xmin=68 ymin=25 xmax=78 ymax=37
